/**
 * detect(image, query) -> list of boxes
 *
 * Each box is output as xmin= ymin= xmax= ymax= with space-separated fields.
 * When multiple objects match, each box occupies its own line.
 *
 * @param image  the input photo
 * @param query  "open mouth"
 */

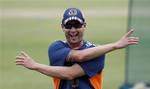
xmin=68 ymin=32 xmax=79 ymax=41
xmin=69 ymin=32 xmax=78 ymax=37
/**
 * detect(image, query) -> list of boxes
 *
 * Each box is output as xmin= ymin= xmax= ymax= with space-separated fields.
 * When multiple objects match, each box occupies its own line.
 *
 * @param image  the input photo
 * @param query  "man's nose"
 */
xmin=70 ymin=27 xmax=76 ymax=31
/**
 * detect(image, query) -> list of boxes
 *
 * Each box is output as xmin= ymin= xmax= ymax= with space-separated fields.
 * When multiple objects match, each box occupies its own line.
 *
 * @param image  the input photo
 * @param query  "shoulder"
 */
xmin=48 ymin=40 xmax=71 ymax=66
xmin=48 ymin=40 xmax=67 ymax=50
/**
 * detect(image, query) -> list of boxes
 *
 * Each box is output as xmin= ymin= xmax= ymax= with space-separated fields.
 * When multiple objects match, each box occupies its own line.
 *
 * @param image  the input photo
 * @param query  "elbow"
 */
xmin=76 ymin=53 xmax=87 ymax=62
xmin=65 ymin=76 xmax=74 ymax=80
xmin=53 ymin=72 xmax=75 ymax=80
xmin=61 ymin=69 xmax=77 ymax=80
xmin=71 ymin=50 xmax=88 ymax=62
xmin=63 ymin=73 xmax=75 ymax=80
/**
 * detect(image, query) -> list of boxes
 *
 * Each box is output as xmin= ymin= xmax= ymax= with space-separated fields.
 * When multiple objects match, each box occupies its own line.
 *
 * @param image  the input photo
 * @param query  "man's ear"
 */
xmin=61 ymin=24 xmax=65 ymax=32
xmin=61 ymin=24 xmax=64 ymax=28
xmin=83 ymin=23 xmax=86 ymax=27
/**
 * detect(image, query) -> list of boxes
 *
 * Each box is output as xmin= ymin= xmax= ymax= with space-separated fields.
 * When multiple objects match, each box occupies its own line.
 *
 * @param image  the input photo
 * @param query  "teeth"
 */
xmin=69 ymin=34 xmax=78 ymax=37
xmin=71 ymin=36 xmax=78 ymax=40
xmin=69 ymin=32 xmax=78 ymax=36
xmin=70 ymin=34 xmax=76 ymax=36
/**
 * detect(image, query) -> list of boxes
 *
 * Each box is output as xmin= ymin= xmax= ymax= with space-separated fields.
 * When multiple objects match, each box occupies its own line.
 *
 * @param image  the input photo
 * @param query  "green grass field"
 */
xmin=1 ymin=0 xmax=128 ymax=89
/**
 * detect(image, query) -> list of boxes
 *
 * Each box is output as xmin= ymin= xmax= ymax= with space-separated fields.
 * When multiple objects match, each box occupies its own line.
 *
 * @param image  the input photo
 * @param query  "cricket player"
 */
xmin=16 ymin=8 xmax=139 ymax=89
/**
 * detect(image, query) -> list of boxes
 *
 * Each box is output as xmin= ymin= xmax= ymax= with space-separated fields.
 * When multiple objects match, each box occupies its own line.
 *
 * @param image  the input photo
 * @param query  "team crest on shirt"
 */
xmin=68 ymin=8 xmax=77 ymax=16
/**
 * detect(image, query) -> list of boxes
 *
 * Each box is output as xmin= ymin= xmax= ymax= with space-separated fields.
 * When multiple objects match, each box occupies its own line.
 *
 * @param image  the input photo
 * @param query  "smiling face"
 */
xmin=61 ymin=20 xmax=86 ymax=48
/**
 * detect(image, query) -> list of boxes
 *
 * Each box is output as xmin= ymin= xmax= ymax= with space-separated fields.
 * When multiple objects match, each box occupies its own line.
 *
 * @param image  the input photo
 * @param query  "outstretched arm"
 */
xmin=16 ymin=52 xmax=85 ymax=80
xmin=67 ymin=29 xmax=139 ymax=62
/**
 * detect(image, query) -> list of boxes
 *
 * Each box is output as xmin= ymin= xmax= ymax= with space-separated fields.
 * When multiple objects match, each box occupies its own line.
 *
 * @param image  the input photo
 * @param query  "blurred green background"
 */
xmin=0 ymin=0 xmax=128 ymax=89
xmin=126 ymin=0 xmax=150 ymax=85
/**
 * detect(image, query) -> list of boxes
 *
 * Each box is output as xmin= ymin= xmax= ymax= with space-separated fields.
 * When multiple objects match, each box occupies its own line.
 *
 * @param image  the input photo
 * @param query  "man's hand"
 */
xmin=16 ymin=51 xmax=37 ymax=70
xmin=114 ymin=29 xmax=139 ymax=49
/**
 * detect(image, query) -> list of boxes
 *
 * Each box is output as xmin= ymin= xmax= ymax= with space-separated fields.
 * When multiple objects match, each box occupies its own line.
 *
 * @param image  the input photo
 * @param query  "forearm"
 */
xmin=33 ymin=63 xmax=73 ymax=80
xmin=16 ymin=51 xmax=85 ymax=80
xmin=70 ymin=43 xmax=116 ymax=62
xmin=80 ymin=43 xmax=116 ymax=60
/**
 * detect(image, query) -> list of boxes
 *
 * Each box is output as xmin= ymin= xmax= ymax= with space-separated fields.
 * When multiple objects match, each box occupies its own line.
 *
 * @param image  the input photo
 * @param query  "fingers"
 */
xmin=16 ymin=60 xmax=24 ymax=65
xmin=124 ymin=29 xmax=139 ymax=45
xmin=20 ymin=51 xmax=28 ymax=57
xmin=128 ymin=37 xmax=139 ymax=45
xmin=124 ymin=29 xmax=134 ymax=37
xmin=15 ymin=51 xmax=28 ymax=65
xmin=128 ymin=37 xmax=139 ymax=42
xmin=16 ymin=55 xmax=24 ymax=65
xmin=128 ymin=41 xmax=138 ymax=45
xmin=16 ymin=56 xmax=25 ymax=60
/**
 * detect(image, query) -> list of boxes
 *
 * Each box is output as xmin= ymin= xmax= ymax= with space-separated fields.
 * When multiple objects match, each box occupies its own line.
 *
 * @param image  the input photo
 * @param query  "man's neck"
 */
xmin=68 ymin=41 xmax=84 ymax=49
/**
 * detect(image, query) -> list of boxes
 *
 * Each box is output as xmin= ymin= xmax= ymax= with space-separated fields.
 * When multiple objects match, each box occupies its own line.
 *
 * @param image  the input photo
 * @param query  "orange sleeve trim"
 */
xmin=53 ymin=78 xmax=61 ymax=89
xmin=89 ymin=72 xmax=103 ymax=89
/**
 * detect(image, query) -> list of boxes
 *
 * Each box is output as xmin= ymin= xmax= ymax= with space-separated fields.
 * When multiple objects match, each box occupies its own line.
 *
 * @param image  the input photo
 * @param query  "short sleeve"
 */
xmin=48 ymin=41 xmax=71 ymax=66
xmin=79 ymin=55 xmax=105 ymax=78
